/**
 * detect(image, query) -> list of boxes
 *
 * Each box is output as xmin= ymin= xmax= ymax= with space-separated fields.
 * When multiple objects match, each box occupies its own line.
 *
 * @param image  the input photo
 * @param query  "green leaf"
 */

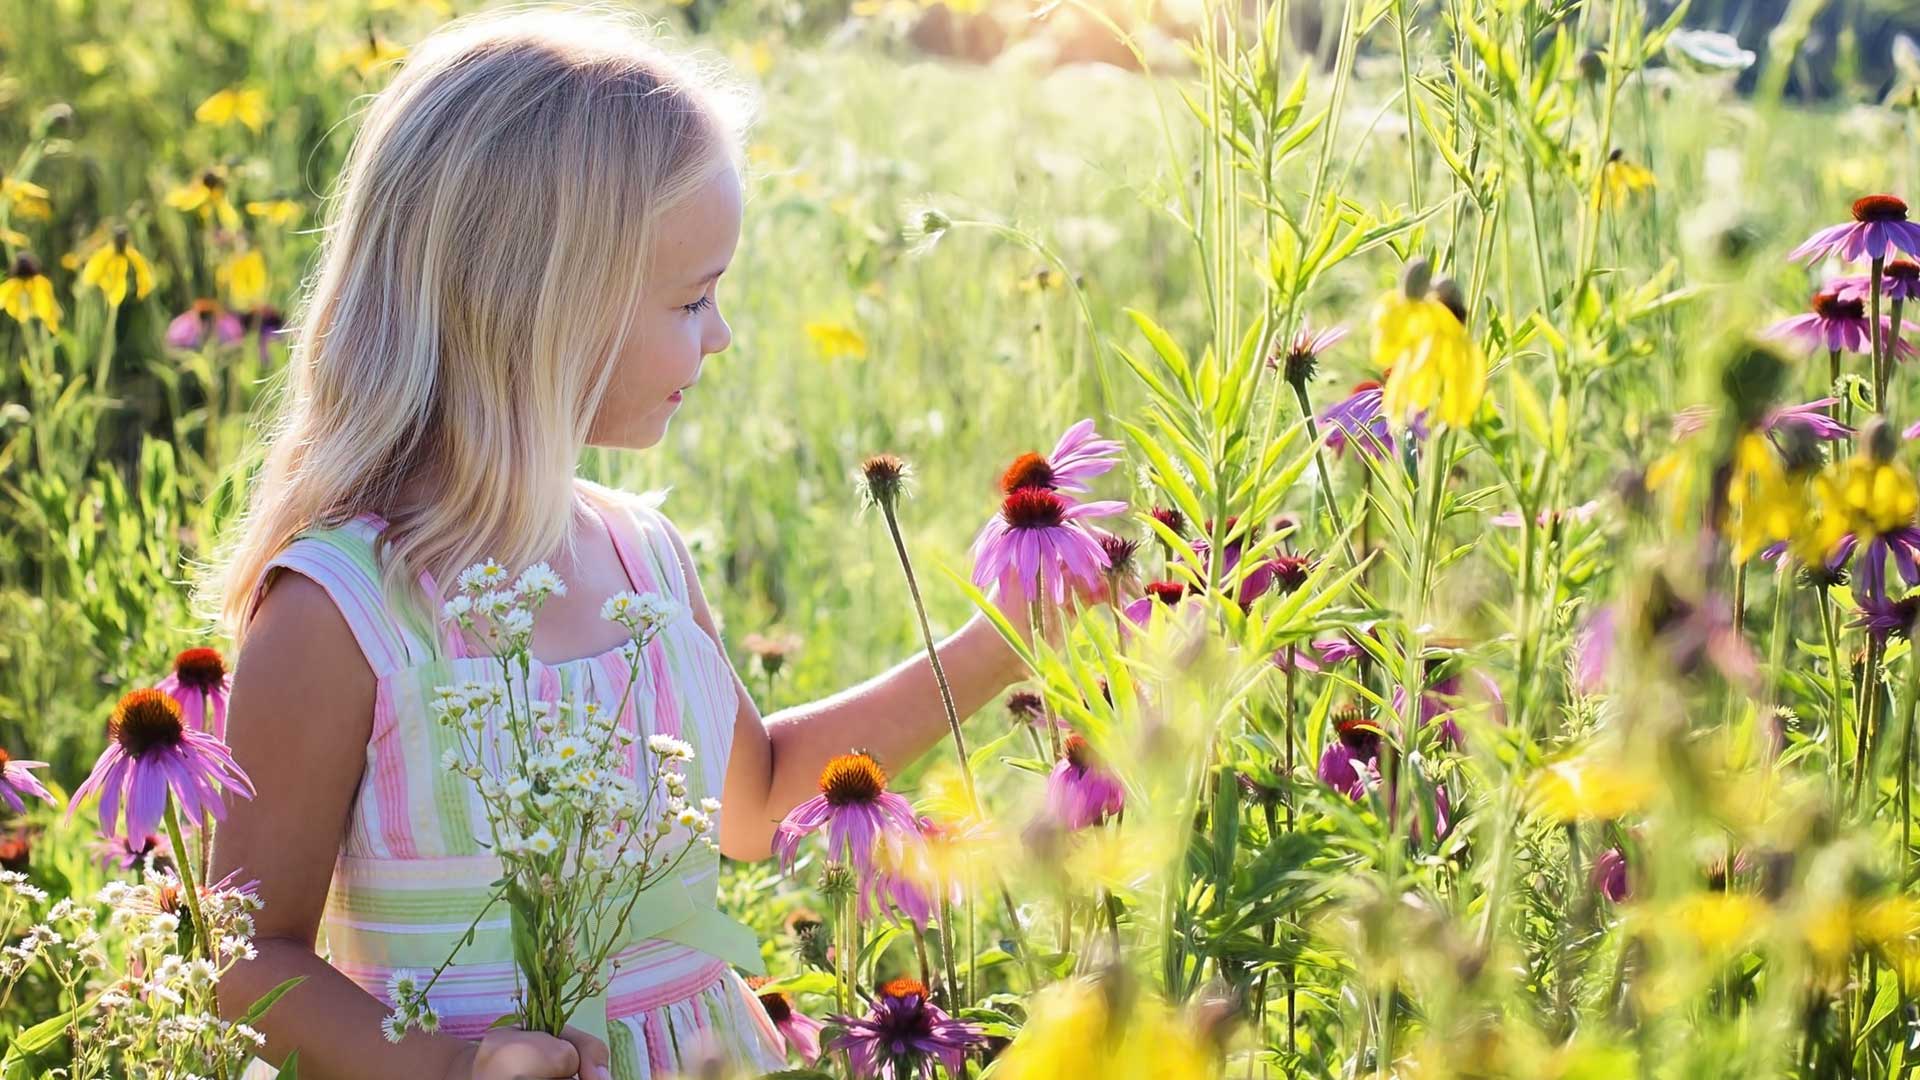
xmin=240 ymin=975 xmax=309 ymax=1028
xmin=277 ymin=1049 xmax=300 ymax=1079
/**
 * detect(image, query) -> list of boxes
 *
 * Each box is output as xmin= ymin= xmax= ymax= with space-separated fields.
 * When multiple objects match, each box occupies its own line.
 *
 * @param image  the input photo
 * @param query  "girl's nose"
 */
xmin=705 ymin=311 xmax=732 ymax=356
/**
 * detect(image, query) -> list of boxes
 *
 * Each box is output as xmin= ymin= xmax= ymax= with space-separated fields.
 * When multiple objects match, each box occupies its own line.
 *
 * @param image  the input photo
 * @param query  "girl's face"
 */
xmin=589 ymin=164 xmax=742 ymax=450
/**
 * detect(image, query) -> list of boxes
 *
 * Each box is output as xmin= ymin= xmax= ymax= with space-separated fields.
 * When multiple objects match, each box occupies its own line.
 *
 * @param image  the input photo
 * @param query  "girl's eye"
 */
xmin=680 ymin=296 xmax=714 ymax=315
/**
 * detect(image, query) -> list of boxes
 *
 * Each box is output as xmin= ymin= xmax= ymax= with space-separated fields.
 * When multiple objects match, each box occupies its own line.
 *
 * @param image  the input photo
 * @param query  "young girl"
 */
xmin=207 ymin=8 xmax=1035 ymax=1079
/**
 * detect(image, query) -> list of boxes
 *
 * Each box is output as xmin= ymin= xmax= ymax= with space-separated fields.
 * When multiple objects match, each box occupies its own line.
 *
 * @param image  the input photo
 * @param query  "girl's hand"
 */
xmin=446 ymin=1027 xmax=612 ymax=1080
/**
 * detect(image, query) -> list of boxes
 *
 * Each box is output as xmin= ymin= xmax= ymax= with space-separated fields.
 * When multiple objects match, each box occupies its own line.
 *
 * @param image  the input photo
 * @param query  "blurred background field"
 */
xmin=10 ymin=0 xmax=1920 ymax=1071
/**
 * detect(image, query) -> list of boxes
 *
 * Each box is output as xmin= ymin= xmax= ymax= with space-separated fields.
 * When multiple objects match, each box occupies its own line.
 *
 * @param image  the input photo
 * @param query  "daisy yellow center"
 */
xmin=1001 ymin=488 xmax=1068 ymax=529
xmin=1000 ymin=452 xmax=1056 ymax=493
xmin=1813 ymin=290 xmax=1866 ymax=320
xmin=173 ymin=646 xmax=227 ymax=690
xmin=879 ymin=977 xmax=928 ymax=1000
xmin=818 ymin=752 xmax=887 ymax=805
xmin=1853 ymin=195 xmax=1909 ymax=223
xmin=110 ymin=689 xmax=186 ymax=757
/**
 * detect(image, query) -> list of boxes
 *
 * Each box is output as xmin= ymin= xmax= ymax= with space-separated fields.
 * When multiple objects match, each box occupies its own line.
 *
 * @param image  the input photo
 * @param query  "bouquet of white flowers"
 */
xmin=383 ymin=560 xmax=719 ymax=1042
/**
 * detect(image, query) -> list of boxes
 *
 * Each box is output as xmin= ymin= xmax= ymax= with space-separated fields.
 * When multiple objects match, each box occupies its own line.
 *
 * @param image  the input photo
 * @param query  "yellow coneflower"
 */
xmin=805 ymin=319 xmax=868 ymax=360
xmin=194 ymin=87 xmax=269 ymax=133
xmin=1594 ymin=147 xmax=1656 ymax=210
xmin=218 ymin=249 xmax=268 ymax=310
xmin=993 ymin=976 xmax=1212 ymax=1080
xmin=1 ymin=177 xmax=51 ymax=221
xmin=1373 ymin=258 xmax=1485 ymax=428
xmin=244 ymin=199 xmax=303 ymax=226
xmin=0 ymin=227 xmax=26 ymax=249
xmin=1526 ymin=756 xmax=1655 ymax=823
xmin=1727 ymin=432 xmax=1812 ymax=564
xmin=1805 ymin=423 xmax=1919 ymax=562
xmin=0 ymin=253 xmax=61 ymax=331
xmin=78 ymin=226 xmax=155 ymax=308
xmin=166 ymin=168 xmax=242 ymax=231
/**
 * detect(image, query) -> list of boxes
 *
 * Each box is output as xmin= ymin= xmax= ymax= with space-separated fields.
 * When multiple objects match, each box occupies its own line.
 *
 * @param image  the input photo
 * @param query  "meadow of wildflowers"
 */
xmin=9 ymin=0 xmax=1920 ymax=1077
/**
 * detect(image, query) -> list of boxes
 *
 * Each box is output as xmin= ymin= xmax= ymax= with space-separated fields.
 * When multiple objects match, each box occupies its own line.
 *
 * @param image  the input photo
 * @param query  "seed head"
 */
xmin=857 ymin=454 xmax=911 ymax=511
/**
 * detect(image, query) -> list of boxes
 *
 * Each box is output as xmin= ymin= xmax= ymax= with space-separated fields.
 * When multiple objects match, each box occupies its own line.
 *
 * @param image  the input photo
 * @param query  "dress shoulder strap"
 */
xmin=577 ymin=481 xmax=689 ymax=606
xmin=245 ymin=515 xmax=440 ymax=679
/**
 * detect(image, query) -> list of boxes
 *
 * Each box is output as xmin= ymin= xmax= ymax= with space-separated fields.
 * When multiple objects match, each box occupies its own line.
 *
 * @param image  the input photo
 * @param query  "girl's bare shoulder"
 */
xmin=235 ymin=568 xmax=377 ymax=723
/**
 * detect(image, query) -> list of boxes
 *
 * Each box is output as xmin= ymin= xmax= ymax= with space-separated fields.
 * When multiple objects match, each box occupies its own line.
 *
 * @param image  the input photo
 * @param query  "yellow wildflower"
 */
xmin=69 ymin=42 xmax=112 ymax=77
xmin=1373 ymin=259 xmax=1485 ymax=429
xmin=195 ymin=87 xmax=269 ymax=133
xmin=244 ymin=199 xmax=303 ymax=226
xmin=218 ymin=249 xmax=269 ymax=310
xmin=0 ymin=227 xmax=26 ymax=248
xmin=329 ymin=32 xmax=407 ymax=78
xmin=166 ymin=169 xmax=242 ymax=231
xmin=730 ymin=40 xmax=774 ymax=77
xmin=805 ymin=319 xmax=868 ymax=360
xmin=0 ymin=253 xmax=61 ymax=332
xmin=1726 ymin=433 xmax=1811 ymax=564
xmin=1527 ymin=757 xmax=1654 ymax=823
xmin=78 ymin=226 xmax=155 ymax=308
xmin=1594 ymin=148 xmax=1656 ymax=210
xmin=1673 ymin=892 xmax=1766 ymax=954
xmin=993 ymin=977 xmax=1212 ymax=1080
xmin=1806 ymin=425 xmax=1919 ymax=559
xmin=2 ymin=177 xmax=51 ymax=220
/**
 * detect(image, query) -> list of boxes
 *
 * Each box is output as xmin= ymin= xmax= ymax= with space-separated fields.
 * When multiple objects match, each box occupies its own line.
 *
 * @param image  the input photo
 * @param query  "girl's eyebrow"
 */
xmin=684 ymin=264 xmax=729 ymax=288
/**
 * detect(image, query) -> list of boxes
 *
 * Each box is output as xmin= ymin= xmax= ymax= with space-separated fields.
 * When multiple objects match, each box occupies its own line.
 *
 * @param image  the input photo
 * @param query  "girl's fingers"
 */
xmin=558 ymin=1026 xmax=611 ymax=1080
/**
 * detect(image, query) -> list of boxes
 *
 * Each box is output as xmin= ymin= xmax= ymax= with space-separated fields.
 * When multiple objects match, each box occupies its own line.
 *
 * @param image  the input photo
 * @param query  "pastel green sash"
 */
xmin=325 ymin=868 xmax=763 ymax=1045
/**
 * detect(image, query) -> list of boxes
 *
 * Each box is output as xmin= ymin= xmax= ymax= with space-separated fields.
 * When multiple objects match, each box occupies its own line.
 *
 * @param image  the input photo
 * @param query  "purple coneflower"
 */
xmin=969 ymin=488 xmax=1127 ymax=606
xmin=164 ymin=299 xmax=246 ymax=351
xmin=1322 ymin=380 xmax=1393 ymax=459
xmin=0 ymin=748 xmax=53 ymax=815
xmin=1317 ymin=706 xmax=1382 ymax=800
xmin=1827 ymin=527 xmax=1920 ymax=604
xmin=156 ymin=647 xmax=232 ymax=739
xmin=773 ymin=752 xmax=920 ymax=879
xmin=829 ymin=977 xmax=985 ymax=1079
xmin=749 ymin=977 xmax=826 ymax=1065
xmin=70 ymin=689 xmax=254 ymax=842
xmin=1121 ymin=580 xmax=1189 ymax=630
xmin=1670 ymin=400 xmax=1854 ymax=441
xmin=1272 ymin=320 xmax=1349 ymax=386
xmin=1238 ymin=552 xmax=1314 ymax=608
xmin=1763 ymin=288 xmax=1916 ymax=356
xmin=1271 ymin=637 xmax=1365 ymax=673
xmin=94 ymin=831 xmax=173 ymax=872
xmin=1592 ymin=847 xmax=1630 ymax=903
xmin=1833 ymin=258 xmax=1920 ymax=304
xmin=1851 ymin=594 xmax=1920 ymax=642
xmin=1044 ymin=735 xmax=1125 ymax=831
xmin=998 ymin=419 xmax=1122 ymax=495
xmin=1787 ymin=195 xmax=1920 ymax=263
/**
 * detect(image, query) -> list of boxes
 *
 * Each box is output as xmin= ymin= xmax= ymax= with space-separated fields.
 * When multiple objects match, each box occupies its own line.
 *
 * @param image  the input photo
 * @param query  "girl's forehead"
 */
xmin=653 ymin=167 xmax=742 ymax=275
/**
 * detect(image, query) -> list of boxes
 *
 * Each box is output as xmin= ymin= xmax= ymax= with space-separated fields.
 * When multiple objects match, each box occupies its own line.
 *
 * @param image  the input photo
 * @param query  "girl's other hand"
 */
xmin=447 ymin=1026 xmax=612 ymax=1080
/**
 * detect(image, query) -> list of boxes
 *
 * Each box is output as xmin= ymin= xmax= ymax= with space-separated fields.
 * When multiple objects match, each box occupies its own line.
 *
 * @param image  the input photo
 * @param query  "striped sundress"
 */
xmin=240 ymin=480 xmax=782 ymax=1079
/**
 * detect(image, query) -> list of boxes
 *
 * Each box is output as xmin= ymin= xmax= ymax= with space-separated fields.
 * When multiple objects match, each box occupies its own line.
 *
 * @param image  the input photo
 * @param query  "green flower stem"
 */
xmin=1870 ymin=257 xmax=1887 ymax=408
xmin=877 ymin=499 xmax=978 ymax=814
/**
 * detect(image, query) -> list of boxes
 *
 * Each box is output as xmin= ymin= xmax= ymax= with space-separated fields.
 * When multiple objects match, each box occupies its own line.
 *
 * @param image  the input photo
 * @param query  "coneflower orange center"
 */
xmin=1889 ymin=259 xmax=1920 ymax=282
xmin=756 ymin=991 xmax=793 ymax=1023
xmin=110 ymin=689 xmax=186 ymax=757
xmin=1269 ymin=555 xmax=1313 ymax=593
xmin=1001 ymin=487 xmax=1068 ymax=529
xmin=1853 ymin=195 xmax=1909 ymax=223
xmin=818 ymin=752 xmax=887 ymax=805
xmin=879 ymin=976 xmax=928 ymax=1000
xmin=0 ymin=748 xmax=10 ymax=768
xmin=1146 ymin=581 xmax=1186 ymax=606
xmin=1813 ymin=290 xmax=1866 ymax=320
xmin=1000 ymin=452 xmax=1056 ymax=493
xmin=1063 ymin=733 xmax=1093 ymax=770
xmin=172 ymin=647 xmax=227 ymax=690
xmin=1353 ymin=378 xmax=1383 ymax=393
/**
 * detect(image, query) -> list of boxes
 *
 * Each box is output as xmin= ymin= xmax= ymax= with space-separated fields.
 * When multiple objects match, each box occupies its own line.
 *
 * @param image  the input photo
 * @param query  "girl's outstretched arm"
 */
xmin=659 ymin=524 xmax=1030 ymax=861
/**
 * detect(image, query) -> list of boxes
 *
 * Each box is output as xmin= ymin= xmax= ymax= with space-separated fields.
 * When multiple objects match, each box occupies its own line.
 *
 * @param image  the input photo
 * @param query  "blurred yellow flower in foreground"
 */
xmin=993 ymin=977 xmax=1212 ymax=1080
xmin=329 ymin=33 xmax=408 ymax=78
xmin=1373 ymin=259 xmax=1484 ymax=428
xmin=219 ymin=249 xmax=269 ymax=310
xmin=195 ymin=87 xmax=269 ymax=133
xmin=805 ymin=319 xmax=868 ymax=360
xmin=1527 ymin=757 xmax=1654 ymax=823
xmin=166 ymin=169 xmax=242 ymax=231
xmin=1594 ymin=149 xmax=1656 ymax=210
xmin=78 ymin=227 xmax=155 ymax=308
xmin=1727 ymin=432 xmax=1809 ymax=564
xmin=2 ymin=178 xmax=51 ymax=220
xmin=0 ymin=253 xmax=61 ymax=332
xmin=1807 ymin=435 xmax=1918 ymax=558
xmin=1671 ymin=892 xmax=1766 ymax=954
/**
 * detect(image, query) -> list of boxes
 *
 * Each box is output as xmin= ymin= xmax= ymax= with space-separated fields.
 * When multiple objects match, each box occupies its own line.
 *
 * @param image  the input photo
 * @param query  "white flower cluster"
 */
xmin=1 ymin=867 xmax=272 ymax=1077
xmin=391 ymin=563 xmax=721 ymax=1044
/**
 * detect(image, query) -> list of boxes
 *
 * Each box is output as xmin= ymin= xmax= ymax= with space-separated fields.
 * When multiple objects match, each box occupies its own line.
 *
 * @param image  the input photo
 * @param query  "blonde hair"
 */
xmin=203 ymin=3 xmax=750 ymax=646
